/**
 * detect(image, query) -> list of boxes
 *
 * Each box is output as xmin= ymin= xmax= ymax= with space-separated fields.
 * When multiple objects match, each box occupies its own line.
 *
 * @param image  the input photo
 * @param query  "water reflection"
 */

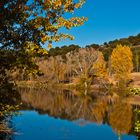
xmin=109 ymin=102 xmax=132 ymax=134
xmin=0 ymin=83 xmax=21 ymax=140
xmin=15 ymin=87 xmax=139 ymax=140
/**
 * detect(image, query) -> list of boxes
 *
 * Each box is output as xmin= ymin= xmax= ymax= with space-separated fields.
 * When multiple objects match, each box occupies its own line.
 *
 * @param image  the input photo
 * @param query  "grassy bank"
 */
xmin=16 ymin=72 xmax=140 ymax=94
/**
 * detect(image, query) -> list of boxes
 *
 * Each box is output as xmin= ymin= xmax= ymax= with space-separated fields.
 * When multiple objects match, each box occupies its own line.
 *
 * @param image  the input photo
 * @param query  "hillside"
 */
xmin=47 ymin=33 xmax=140 ymax=71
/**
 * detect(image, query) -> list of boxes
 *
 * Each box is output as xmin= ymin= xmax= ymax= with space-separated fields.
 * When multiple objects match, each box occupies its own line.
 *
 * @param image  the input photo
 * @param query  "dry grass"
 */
xmin=131 ymin=72 xmax=140 ymax=87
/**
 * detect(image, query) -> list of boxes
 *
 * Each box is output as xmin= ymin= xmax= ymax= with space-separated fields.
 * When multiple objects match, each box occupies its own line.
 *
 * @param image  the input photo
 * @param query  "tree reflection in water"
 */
xmin=0 ymin=82 xmax=21 ymax=140
xmin=109 ymin=102 xmax=132 ymax=138
xmin=17 ymin=87 xmax=140 ymax=139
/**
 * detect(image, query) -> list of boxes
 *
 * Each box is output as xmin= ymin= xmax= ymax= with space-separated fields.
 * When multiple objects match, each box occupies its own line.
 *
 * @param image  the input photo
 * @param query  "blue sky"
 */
xmin=52 ymin=0 xmax=140 ymax=47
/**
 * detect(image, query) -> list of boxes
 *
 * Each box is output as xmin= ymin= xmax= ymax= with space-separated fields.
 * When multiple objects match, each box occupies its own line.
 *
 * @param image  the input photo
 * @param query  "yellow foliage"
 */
xmin=48 ymin=43 xmax=52 ymax=49
xmin=27 ymin=0 xmax=87 ymax=49
xmin=110 ymin=44 xmax=133 ymax=80
xmin=93 ymin=52 xmax=107 ymax=78
xmin=53 ymin=0 xmax=62 ymax=7
xmin=109 ymin=102 xmax=132 ymax=134
xmin=41 ymin=36 xmax=50 ymax=44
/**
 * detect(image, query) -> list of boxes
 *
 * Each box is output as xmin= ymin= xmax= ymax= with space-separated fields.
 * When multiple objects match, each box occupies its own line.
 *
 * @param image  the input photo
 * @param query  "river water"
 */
xmin=3 ymin=88 xmax=140 ymax=140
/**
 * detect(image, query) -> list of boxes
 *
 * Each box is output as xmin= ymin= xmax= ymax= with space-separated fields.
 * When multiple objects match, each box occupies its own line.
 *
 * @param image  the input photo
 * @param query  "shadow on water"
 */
xmin=0 ymin=81 xmax=21 ymax=140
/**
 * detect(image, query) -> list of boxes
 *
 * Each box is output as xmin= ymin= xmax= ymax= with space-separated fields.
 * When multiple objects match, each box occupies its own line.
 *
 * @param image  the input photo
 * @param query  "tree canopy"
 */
xmin=110 ymin=44 xmax=133 ymax=81
xmin=0 ymin=0 xmax=87 ymax=76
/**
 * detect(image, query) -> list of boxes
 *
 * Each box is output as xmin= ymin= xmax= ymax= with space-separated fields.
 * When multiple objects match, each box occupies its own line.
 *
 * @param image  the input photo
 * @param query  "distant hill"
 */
xmin=48 ymin=33 xmax=140 ymax=58
xmin=103 ymin=33 xmax=140 ymax=47
xmin=47 ymin=33 xmax=140 ymax=72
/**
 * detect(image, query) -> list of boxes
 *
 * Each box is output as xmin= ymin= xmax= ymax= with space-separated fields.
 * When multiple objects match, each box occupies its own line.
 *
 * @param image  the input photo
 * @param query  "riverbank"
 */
xmin=16 ymin=80 xmax=102 ymax=91
xmin=16 ymin=72 xmax=140 ymax=93
xmin=131 ymin=72 xmax=140 ymax=88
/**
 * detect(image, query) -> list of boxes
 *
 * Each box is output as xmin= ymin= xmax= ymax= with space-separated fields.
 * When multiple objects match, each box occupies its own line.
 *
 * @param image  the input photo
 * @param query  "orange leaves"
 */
xmin=53 ymin=0 xmax=62 ymax=7
xmin=44 ymin=0 xmax=50 ymax=2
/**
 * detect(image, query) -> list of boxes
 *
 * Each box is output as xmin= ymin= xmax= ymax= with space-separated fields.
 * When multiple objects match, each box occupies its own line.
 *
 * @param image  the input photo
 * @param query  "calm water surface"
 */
xmin=9 ymin=88 xmax=140 ymax=140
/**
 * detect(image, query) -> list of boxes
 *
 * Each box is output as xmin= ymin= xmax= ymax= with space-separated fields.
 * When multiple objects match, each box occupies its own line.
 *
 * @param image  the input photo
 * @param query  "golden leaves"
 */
xmin=53 ymin=0 xmax=62 ymax=7
xmin=43 ymin=0 xmax=84 ymax=11
xmin=28 ymin=0 xmax=86 ymax=49
xmin=110 ymin=44 xmax=133 ymax=80
xmin=41 ymin=35 xmax=50 ymax=44
xmin=109 ymin=102 xmax=132 ymax=134
xmin=48 ymin=43 xmax=52 ymax=49
xmin=24 ymin=42 xmax=48 ymax=56
xmin=93 ymin=52 xmax=107 ymax=78
xmin=58 ymin=16 xmax=87 ymax=29
xmin=75 ymin=0 xmax=85 ymax=9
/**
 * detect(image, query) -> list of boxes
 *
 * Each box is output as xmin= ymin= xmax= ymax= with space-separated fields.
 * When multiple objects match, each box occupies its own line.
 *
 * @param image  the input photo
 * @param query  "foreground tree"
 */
xmin=0 ymin=0 xmax=87 ymax=132
xmin=0 ymin=0 xmax=87 ymax=79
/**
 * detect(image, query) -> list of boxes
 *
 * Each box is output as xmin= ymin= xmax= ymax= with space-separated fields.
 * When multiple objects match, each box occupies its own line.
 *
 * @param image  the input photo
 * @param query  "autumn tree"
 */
xmin=36 ymin=56 xmax=67 ymax=83
xmin=93 ymin=52 xmax=107 ymax=78
xmin=93 ymin=52 xmax=109 ymax=88
xmin=110 ymin=44 xmax=133 ymax=84
xmin=0 ymin=0 xmax=87 ymax=123
xmin=0 ymin=0 xmax=87 ymax=81
xmin=48 ymin=56 xmax=67 ymax=83
xmin=31 ymin=47 xmax=100 ymax=88
xmin=66 ymin=48 xmax=98 ymax=89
